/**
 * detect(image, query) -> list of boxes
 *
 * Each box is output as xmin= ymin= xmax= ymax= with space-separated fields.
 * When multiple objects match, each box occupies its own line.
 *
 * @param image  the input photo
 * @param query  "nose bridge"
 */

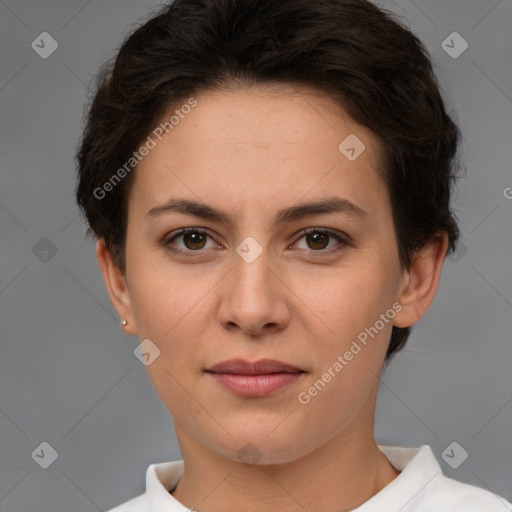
xmin=232 ymin=234 xmax=273 ymax=303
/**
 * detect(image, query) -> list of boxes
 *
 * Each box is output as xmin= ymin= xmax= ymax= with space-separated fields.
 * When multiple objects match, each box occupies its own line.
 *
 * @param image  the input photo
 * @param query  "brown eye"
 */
xmin=165 ymin=228 xmax=214 ymax=252
xmin=305 ymin=231 xmax=330 ymax=250
xmin=293 ymin=228 xmax=348 ymax=253
xmin=182 ymin=231 xmax=207 ymax=250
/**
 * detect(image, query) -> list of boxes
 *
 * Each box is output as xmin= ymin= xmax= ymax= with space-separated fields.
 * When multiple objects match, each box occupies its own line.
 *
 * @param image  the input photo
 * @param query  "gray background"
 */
xmin=0 ymin=0 xmax=511 ymax=510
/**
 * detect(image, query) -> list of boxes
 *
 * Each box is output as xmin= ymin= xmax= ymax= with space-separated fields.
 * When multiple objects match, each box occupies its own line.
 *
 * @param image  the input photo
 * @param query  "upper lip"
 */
xmin=205 ymin=358 xmax=304 ymax=375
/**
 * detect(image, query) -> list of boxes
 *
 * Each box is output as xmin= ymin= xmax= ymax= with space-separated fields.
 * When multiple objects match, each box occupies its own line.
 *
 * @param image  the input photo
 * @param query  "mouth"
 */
xmin=205 ymin=358 xmax=304 ymax=375
xmin=204 ymin=359 xmax=306 ymax=397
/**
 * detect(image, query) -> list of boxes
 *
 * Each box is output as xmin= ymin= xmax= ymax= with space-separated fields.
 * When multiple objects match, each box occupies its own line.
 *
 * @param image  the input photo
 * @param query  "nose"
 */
xmin=217 ymin=244 xmax=290 ymax=337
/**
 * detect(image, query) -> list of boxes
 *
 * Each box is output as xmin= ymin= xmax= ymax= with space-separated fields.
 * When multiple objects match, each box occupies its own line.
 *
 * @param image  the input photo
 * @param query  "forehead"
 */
xmin=129 ymin=85 xmax=387 ymax=221
xmin=163 ymin=84 xmax=377 ymax=154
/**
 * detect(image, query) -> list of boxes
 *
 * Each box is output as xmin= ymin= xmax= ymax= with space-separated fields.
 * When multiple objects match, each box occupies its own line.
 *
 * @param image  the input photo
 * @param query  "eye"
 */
xmin=292 ymin=228 xmax=348 ymax=253
xmin=164 ymin=228 xmax=217 ymax=253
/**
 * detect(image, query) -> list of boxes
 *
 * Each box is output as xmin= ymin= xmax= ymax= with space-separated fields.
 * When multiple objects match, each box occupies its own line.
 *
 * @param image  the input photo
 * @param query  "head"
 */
xmin=75 ymin=0 xmax=460 ymax=464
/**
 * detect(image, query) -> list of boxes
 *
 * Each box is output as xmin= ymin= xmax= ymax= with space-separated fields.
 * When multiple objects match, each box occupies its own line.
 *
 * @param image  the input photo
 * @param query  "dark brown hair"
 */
xmin=75 ymin=0 xmax=461 ymax=361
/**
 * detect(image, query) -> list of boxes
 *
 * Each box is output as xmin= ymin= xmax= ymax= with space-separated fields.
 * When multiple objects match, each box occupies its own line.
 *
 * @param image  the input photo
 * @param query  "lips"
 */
xmin=205 ymin=358 xmax=304 ymax=375
xmin=205 ymin=358 xmax=306 ymax=397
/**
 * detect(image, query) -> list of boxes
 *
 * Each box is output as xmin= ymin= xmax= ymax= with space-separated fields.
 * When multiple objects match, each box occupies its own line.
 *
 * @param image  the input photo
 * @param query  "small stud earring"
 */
xmin=120 ymin=319 xmax=128 ymax=327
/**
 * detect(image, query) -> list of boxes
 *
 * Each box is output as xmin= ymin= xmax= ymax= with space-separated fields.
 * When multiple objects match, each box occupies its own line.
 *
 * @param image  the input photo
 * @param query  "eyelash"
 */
xmin=162 ymin=227 xmax=349 ymax=257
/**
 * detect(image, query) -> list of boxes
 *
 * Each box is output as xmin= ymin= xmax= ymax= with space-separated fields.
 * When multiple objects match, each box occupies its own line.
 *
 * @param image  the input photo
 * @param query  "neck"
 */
xmin=171 ymin=422 xmax=400 ymax=512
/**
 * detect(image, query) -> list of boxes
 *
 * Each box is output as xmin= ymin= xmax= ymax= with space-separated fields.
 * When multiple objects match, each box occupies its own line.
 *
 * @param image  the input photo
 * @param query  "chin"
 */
xmin=210 ymin=427 xmax=318 ymax=467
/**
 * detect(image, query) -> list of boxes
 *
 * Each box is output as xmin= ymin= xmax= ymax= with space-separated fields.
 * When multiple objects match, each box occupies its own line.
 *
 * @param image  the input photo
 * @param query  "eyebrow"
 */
xmin=146 ymin=196 xmax=368 ymax=228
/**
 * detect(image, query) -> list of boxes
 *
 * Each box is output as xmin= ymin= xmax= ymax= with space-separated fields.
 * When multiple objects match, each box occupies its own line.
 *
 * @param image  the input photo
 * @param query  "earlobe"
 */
xmin=95 ymin=239 xmax=137 ymax=335
xmin=393 ymin=234 xmax=449 ymax=329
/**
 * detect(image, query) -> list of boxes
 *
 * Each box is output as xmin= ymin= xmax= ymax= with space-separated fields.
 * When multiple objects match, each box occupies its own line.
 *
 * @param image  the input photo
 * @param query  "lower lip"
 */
xmin=206 ymin=372 xmax=304 ymax=397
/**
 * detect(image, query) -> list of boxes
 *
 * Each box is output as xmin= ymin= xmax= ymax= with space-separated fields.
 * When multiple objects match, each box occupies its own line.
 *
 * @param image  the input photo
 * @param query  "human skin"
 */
xmin=96 ymin=84 xmax=448 ymax=512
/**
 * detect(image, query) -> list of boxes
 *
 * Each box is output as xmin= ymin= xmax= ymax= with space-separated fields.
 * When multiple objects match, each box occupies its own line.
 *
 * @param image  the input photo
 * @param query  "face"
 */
xmin=103 ymin=85 xmax=417 ymax=464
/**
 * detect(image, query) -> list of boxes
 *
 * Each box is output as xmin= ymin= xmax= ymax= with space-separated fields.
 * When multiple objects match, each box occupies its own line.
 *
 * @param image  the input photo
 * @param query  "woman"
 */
xmin=75 ymin=0 xmax=512 ymax=510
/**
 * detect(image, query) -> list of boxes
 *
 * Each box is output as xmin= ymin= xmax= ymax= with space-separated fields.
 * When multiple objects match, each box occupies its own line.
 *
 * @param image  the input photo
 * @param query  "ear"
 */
xmin=393 ymin=233 xmax=449 ymax=328
xmin=96 ymin=239 xmax=137 ymax=335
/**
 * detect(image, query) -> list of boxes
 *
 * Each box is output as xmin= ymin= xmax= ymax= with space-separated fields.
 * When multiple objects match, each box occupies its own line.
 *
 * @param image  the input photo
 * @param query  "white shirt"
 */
xmin=106 ymin=444 xmax=512 ymax=511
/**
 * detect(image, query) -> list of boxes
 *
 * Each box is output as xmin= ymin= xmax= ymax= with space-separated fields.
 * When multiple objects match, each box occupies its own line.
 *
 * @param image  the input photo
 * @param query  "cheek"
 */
xmin=127 ymin=260 xmax=219 ymax=374
xmin=306 ymin=260 xmax=398 ymax=390
xmin=128 ymin=267 xmax=207 ymax=410
xmin=127 ymin=243 xmax=194 ymax=333
xmin=314 ymin=263 xmax=392 ymax=334
xmin=300 ymin=270 xmax=394 ymax=413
